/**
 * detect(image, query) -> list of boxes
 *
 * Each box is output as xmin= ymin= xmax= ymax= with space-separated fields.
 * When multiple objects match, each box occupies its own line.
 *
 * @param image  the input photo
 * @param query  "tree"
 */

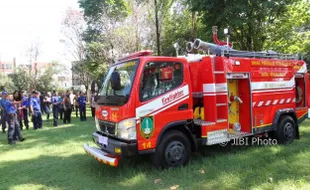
xmin=79 ymin=0 xmax=156 ymax=81
xmin=79 ymin=0 xmax=128 ymax=23
xmin=79 ymin=0 xmax=129 ymax=45
xmin=61 ymin=8 xmax=86 ymax=62
xmin=0 ymin=72 xmax=15 ymax=93
xmin=26 ymin=38 xmax=41 ymax=89
xmin=72 ymin=60 xmax=91 ymax=89
xmin=161 ymin=0 xmax=198 ymax=55
xmin=36 ymin=66 xmax=57 ymax=92
xmin=187 ymin=0 xmax=296 ymax=51
xmin=61 ymin=8 xmax=91 ymax=91
xmin=9 ymin=69 xmax=32 ymax=91
xmin=264 ymin=1 xmax=310 ymax=62
xmin=154 ymin=0 xmax=160 ymax=55
xmin=80 ymin=0 xmax=194 ymax=58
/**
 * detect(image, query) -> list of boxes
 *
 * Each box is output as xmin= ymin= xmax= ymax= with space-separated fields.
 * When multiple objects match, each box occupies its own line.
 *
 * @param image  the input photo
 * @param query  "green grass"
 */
xmin=1 ymin=112 xmax=310 ymax=190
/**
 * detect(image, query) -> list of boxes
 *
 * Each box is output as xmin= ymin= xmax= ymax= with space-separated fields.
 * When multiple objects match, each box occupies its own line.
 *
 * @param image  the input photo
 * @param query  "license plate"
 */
xmin=98 ymin=136 xmax=108 ymax=145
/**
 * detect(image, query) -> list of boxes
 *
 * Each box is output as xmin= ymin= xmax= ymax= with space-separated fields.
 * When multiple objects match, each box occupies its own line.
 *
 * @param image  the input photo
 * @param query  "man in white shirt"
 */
xmin=69 ymin=91 xmax=75 ymax=112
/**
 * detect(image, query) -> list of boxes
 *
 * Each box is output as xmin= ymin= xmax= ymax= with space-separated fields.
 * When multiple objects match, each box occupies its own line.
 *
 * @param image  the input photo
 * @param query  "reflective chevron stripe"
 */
xmin=253 ymin=98 xmax=296 ymax=107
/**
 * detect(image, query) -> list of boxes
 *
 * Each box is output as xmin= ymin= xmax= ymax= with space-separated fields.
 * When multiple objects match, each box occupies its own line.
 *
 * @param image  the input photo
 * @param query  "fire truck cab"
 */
xmin=84 ymin=35 xmax=309 ymax=168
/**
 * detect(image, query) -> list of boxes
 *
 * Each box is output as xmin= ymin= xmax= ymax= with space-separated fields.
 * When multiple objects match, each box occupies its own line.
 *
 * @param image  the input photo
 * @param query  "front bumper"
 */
xmin=84 ymin=132 xmax=138 ymax=167
xmin=92 ymin=132 xmax=138 ymax=157
xmin=83 ymin=143 xmax=119 ymax=167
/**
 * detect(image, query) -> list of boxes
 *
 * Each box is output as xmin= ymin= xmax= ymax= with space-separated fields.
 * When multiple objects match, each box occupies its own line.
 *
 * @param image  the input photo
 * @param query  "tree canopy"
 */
xmin=73 ymin=0 xmax=310 ymax=80
xmin=9 ymin=69 xmax=31 ymax=91
xmin=264 ymin=0 xmax=310 ymax=61
xmin=0 ymin=72 xmax=15 ymax=93
xmin=187 ymin=0 xmax=297 ymax=51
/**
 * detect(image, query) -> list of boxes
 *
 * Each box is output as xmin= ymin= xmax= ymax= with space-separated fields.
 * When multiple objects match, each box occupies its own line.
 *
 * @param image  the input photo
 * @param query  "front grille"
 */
xmin=99 ymin=120 xmax=116 ymax=135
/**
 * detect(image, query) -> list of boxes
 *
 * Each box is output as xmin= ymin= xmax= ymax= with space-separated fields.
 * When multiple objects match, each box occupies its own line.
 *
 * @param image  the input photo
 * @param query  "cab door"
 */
xmin=135 ymin=58 xmax=193 ymax=152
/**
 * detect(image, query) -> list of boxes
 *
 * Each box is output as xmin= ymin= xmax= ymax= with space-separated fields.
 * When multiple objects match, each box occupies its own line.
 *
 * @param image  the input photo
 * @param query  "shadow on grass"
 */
xmin=1 ymin=129 xmax=310 ymax=190
xmin=1 ymin=153 xmax=154 ymax=190
xmin=1 ymin=118 xmax=310 ymax=189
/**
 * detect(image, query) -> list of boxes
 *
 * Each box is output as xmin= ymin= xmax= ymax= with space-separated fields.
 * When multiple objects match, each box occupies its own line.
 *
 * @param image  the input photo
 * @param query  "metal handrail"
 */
xmin=222 ymin=49 xmax=298 ymax=60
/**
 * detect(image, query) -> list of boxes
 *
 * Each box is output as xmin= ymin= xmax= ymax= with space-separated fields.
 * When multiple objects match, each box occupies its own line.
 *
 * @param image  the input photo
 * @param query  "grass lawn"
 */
xmin=1 ymin=111 xmax=310 ymax=190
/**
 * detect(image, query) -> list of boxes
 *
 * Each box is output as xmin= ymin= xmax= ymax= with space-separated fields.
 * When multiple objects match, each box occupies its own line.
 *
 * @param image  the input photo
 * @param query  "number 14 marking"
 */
xmin=142 ymin=141 xmax=152 ymax=149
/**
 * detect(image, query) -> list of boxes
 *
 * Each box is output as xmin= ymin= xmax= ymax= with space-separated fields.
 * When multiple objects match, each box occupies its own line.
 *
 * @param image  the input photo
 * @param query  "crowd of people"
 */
xmin=0 ymin=90 xmax=97 ymax=145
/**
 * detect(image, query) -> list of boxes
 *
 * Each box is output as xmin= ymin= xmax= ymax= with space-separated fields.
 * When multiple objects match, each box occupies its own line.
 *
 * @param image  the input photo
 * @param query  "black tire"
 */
xmin=152 ymin=130 xmax=191 ymax=169
xmin=276 ymin=116 xmax=296 ymax=144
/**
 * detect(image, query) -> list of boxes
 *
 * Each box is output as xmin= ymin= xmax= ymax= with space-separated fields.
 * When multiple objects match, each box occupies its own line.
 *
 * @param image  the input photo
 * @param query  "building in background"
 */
xmin=0 ymin=58 xmax=72 ymax=90
xmin=38 ymin=62 xmax=72 ymax=90
xmin=0 ymin=59 xmax=16 ymax=75
xmin=53 ymin=64 xmax=72 ymax=89
xmin=18 ymin=64 xmax=32 ymax=73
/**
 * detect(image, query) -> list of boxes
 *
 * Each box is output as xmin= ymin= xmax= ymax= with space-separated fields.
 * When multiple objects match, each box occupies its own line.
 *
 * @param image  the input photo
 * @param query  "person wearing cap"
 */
xmin=0 ymin=91 xmax=8 ymax=133
xmin=5 ymin=94 xmax=25 ymax=145
xmin=30 ymin=91 xmax=42 ymax=130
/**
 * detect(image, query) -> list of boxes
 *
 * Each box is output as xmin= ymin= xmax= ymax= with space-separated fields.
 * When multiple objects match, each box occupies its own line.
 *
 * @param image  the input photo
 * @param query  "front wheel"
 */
xmin=152 ymin=130 xmax=191 ymax=169
xmin=276 ymin=116 xmax=296 ymax=144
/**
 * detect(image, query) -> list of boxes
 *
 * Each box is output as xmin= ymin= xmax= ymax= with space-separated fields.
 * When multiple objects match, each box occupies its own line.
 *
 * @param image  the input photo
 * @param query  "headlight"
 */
xmin=95 ymin=117 xmax=100 ymax=131
xmin=117 ymin=118 xmax=137 ymax=140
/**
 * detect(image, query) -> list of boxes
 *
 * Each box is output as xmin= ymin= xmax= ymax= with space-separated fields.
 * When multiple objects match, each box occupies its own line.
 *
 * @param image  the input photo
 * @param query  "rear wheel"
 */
xmin=152 ymin=130 xmax=191 ymax=169
xmin=276 ymin=116 xmax=296 ymax=144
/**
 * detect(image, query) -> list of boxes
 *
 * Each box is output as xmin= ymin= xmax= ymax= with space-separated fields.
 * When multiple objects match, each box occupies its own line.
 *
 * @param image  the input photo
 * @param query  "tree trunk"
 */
xmin=154 ymin=0 xmax=160 ymax=55
xmin=191 ymin=11 xmax=197 ymax=40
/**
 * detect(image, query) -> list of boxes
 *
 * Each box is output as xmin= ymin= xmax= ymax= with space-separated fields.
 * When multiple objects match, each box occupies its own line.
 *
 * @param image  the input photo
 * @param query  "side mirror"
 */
xmin=110 ymin=71 xmax=121 ymax=90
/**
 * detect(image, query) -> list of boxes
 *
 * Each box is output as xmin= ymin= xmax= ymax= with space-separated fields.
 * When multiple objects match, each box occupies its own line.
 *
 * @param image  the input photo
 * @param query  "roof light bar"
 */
xmin=118 ymin=50 xmax=152 ymax=62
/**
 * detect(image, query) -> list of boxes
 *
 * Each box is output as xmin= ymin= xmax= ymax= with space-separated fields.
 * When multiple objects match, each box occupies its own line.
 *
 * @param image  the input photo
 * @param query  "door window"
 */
xmin=140 ymin=62 xmax=183 ymax=101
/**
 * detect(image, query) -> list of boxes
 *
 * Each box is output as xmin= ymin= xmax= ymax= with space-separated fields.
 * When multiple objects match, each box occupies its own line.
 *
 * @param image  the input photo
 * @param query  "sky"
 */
xmin=0 ymin=0 xmax=80 ymax=65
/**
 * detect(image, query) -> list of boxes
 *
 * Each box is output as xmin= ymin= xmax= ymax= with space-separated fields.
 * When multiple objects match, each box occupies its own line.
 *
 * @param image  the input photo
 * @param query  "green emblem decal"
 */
xmin=140 ymin=117 xmax=155 ymax=139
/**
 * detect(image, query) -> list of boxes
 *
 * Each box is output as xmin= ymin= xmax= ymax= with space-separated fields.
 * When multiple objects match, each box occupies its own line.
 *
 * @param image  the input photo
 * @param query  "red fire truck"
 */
xmin=84 ymin=28 xmax=309 ymax=168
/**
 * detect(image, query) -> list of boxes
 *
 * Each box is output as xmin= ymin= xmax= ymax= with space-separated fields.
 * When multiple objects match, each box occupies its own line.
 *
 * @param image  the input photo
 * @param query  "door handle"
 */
xmin=178 ymin=104 xmax=188 ymax=111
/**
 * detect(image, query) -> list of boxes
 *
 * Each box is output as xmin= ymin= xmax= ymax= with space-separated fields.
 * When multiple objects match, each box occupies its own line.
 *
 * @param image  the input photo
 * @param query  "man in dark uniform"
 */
xmin=0 ymin=92 xmax=8 ymax=133
xmin=40 ymin=92 xmax=45 ymax=114
xmin=51 ymin=91 xmax=60 ymax=127
xmin=30 ymin=91 xmax=42 ymax=130
xmin=5 ymin=94 xmax=25 ymax=145
xmin=77 ymin=92 xmax=87 ymax=121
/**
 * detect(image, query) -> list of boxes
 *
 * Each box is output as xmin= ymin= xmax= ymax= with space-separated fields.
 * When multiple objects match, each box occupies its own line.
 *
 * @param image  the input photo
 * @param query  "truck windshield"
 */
xmin=97 ymin=59 xmax=139 ymax=106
